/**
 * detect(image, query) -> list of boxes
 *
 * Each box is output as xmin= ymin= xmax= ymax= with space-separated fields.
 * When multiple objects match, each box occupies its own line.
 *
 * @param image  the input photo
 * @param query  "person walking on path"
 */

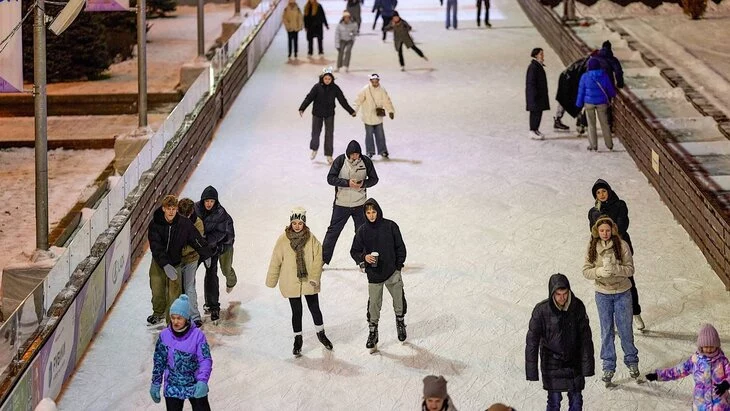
xmin=266 ymin=207 xmax=333 ymax=357
xmin=345 ymin=0 xmax=363 ymax=33
xmin=526 ymin=47 xmax=550 ymax=140
xmin=440 ymin=0 xmax=458 ymax=30
xmin=526 ymin=273 xmax=594 ymax=411
xmin=379 ymin=0 xmax=397 ymax=41
xmin=576 ymin=58 xmax=616 ymax=151
xmin=322 ymin=140 xmax=379 ymax=265
xmin=283 ymin=0 xmax=304 ymax=59
xmin=421 ymin=375 xmax=458 ymax=411
xmin=299 ymin=68 xmax=357 ymax=164
xmin=335 ymin=11 xmax=358 ymax=73
xmin=303 ymin=0 xmax=329 ymax=56
xmin=177 ymin=198 xmax=205 ymax=328
xmin=582 ymin=215 xmax=639 ymax=385
xmin=588 ymin=179 xmax=644 ymax=330
xmin=383 ymin=11 xmax=429 ymax=71
xmin=476 ymin=0 xmax=490 ymax=27
xmin=353 ymin=73 xmax=395 ymax=158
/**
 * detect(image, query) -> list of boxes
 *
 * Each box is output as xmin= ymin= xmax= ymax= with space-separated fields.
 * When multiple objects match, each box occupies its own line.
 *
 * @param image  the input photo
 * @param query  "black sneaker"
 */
xmin=147 ymin=314 xmax=164 ymax=325
xmin=317 ymin=330 xmax=333 ymax=350
xmin=210 ymin=308 xmax=220 ymax=322
xmin=293 ymin=335 xmax=303 ymax=357
xmin=396 ymin=316 xmax=407 ymax=342
xmin=366 ymin=324 xmax=379 ymax=349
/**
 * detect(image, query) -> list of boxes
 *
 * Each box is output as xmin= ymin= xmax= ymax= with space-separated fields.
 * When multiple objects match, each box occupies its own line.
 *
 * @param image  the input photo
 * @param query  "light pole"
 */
xmin=138 ymin=0 xmax=148 ymax=127
xmin=197 ymin=0 xmax=204 ymax=58
xmin=34 ymin=0 xmax=49 ymax=251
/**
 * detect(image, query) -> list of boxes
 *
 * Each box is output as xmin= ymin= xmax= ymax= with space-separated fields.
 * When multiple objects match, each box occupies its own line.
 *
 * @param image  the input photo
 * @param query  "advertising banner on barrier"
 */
xmin=0 ymin=360 xmax=34 ymax=411
xmin=37 ymin=301 xmax=76 ymax=400
xmin=0 ymin=0 xmax=22 ymax=93
xmin=75 ymin=259 xmax=106 ymax=359
xmin=105 ymin=221 xmax=131 ymax=311
xmin=86 ymin=0 xmax=129 ymax=11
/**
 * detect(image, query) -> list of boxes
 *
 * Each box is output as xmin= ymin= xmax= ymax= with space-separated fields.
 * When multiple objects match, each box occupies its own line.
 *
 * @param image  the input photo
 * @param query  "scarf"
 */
xmin=286 ymin=226 xmax=311 ymax=279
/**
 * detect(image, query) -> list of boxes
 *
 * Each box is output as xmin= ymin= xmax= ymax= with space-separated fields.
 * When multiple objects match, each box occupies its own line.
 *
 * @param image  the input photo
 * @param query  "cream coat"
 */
xmin=266 ymin=231 xmax=323 ymax=298
xmin=353 ymin=84 xmax=395 ymax=126
xmin=283 ymin=4 xmax=304 ymax=32
xmin=582 ymin=238 xmax=634 ymax=294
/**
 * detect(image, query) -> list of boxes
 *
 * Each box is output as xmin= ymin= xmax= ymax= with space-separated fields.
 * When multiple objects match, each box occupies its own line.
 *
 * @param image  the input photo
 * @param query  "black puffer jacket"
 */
xmin=148 ymin=206 xmax=211 ymax=268
xmin=194 ymin=186 xmax=235 ymax=254
xmin=299 ymin=75 xmax=355 ymax=118
xmin=588 ymin=179 xmax=633 ymax=253
xmin=526 ymin=274 xmax=594 ymax=392
xmin=350 ymin=198 xmax=406 ymax=284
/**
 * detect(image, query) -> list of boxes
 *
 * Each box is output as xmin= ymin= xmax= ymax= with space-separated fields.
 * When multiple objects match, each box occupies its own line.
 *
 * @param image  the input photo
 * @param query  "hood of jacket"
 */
xmin=591 ymin=178 xmax=620 ymax=206
xmin=363 ymin=198 xmax=384 ymax=224
xmin=201 ymin=186 xmax=219 ymax=202
xmin=548 ymin=273 xmax=571 ymax=299
xmin=319 ymin=73 xmax=335 ymax=85
xmin=346 ymin=140 xmax=362 ymax=156
xmin=153 ymin=205 xmax=179 ymax=226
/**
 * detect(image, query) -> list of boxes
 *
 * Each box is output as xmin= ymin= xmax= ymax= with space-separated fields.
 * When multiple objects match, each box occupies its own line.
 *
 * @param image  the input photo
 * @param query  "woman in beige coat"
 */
xmin=266 ymin=207 xmax=332 ymax=357
xmin=283 ymin=0 xmax=304 ymax=59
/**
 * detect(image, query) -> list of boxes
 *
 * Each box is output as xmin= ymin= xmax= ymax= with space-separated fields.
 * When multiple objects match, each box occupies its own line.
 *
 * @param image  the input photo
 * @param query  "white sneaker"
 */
xmin=634 ymin=315 xmax=645 ymax=330
xmin=310 ymin=150 xmax=317 ymax=160
xmin=326 ymin=156 xmax=333 ymax=165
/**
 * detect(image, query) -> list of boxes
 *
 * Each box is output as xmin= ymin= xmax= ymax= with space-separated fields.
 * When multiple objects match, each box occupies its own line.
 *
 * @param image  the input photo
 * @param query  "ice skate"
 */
xmin=310 ymin=150 xmax=317 ymax=160
xmin=553 ymin=117 xmax=570 ymax=131
xmin=366 ymin=323 xmax=379 ymax=353
xmin=210 ymin=308 xmax=220 ymax=324
xmin=226 ymin=284 xmax=235 ymax=294
xmin=293 ymin=335 xmax=303 ymax=357
xmin=326 ymin=156 xmax=333 ymax=165
xmin=601 ymin=370 xmax=615 ymax=387
xmin=629 ymin=364 xmax=643 ymax=383
xmin=381 ymin=151 xmax=389 ymax=159
xmin=634 ymin=315 xmax=645 ymax=331
xmin=317 ymin=330 xmax=333 ymax=350
xmin=146 ymin=314 xmax=164 ymax=326
xmin=395 ymin=316 xmax=407 ymax=342
xmin=529 ymin=130 xmax=544 ymax=140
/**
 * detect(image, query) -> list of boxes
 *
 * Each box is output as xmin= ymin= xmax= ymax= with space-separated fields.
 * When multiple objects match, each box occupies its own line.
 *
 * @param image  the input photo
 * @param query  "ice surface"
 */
xmin=57 ymin=1 xmax=730 ymax=410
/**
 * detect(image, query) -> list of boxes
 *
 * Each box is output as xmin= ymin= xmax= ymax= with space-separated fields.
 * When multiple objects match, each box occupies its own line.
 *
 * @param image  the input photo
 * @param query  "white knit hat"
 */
xmin=290 ymin=207 xmax=307 ymax=223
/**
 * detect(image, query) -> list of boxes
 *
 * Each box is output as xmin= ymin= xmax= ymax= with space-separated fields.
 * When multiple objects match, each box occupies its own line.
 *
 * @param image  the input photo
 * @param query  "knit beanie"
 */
xmin=423 ymin=375 xmax=448 ymax=399
xmin=697 ymin=324 xmax=721 ymax=348
xmin=170 ymin=295 xmax=191 ymax=320
xmin=602 ymin=40 xmax=612 ymax=50
xmin=290 ymin=207 xmax=307 ymax=223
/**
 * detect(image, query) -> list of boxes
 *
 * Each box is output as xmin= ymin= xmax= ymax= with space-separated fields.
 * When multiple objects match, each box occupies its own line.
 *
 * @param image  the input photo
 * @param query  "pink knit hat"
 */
xmin=697 ymin=324 xmax=721 ymax=348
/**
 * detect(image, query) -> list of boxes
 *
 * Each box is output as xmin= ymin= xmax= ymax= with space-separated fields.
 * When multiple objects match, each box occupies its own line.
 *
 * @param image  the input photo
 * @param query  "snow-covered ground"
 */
xmin=58 ymin=0 xmax=730 ymax=410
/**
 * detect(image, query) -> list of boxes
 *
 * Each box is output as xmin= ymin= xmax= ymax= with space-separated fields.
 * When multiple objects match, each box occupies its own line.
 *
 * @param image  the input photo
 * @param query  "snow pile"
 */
xmin=577 ymin=0 xmax=730 ymax=19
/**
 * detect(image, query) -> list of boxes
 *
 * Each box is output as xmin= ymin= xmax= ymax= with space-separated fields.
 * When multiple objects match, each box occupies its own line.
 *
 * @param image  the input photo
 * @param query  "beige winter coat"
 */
xmin=266 ymin=231 xmax=323 ymax=298
xmin=582 ymin=238 xmax=634 ymax=295
xmin=353 ymin=84 xmax=395 ymax=126
xmin=283 ymin=4 xmax=304 ymax=32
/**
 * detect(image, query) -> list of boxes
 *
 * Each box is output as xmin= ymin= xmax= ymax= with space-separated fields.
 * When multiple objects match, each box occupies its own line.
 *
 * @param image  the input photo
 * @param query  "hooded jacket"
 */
xmin=588 ymin=179 xmax=633 ymax=253
xmin=303 ymin=1 xmax=328 ymax=37
xmin=526 ymin=274 xmax=595 ymax=392
xmin=148 ymin=206 xmax=211 ymax=268
xmin=576 ymin=65 xmax=616 ymax=107
xmin=595 ymin=45 xmax=624 ymax=89
xmin=556 ymin=56 xmax=590 ymax=118
xmin=299 ymin=75 xmax=355 ymax=118
xmin=350 ymin=198 xmax=406 ymax=283
xmin=151 ymin=321 xmax=212 ymax=399
xmin=656 ymin=349 xmax=730 ymax=410
xmin=327 ymin=140 xmax=379 ymax=207
xmin=526 ymin=58 xmax=550 ymax=112
xmin=194 ymin=186 xmax=235 ymax=253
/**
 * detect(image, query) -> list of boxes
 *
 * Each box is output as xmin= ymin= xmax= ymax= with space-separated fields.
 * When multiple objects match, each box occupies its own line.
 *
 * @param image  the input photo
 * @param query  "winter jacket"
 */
xmin=588 ymin=179 xmax=633 ymax=254
xmin=379 ymin=0 xmax=397 ymax=17
xmin=151 ymin=322 xmax=212 ymax=399
xmin=421 ymin=396 xmax=458 ymax=411
xmin=194 ymin=186 xmax=235 ymax=255
xmin=526 ymin=274 xmax=595 ymax=392
xmin=354 ymin=83 xmax=395 ymax=126
xmin=327 ymin=140 xmax=379 ymax=207
xmin=556 ymin=56 xmax=589 ymax=118
xmin=335 ymin=20 xmax=358 ymax=50
xmin=576 ymin=67 xmax=616 ymax=108
xmin=656 ymin=349 xmax=730 ymax=410
xmin=384 ymin=19 xmax=415 ymax=51
xmin=582 ymin=238 xmax=634 ymax=295
xmin=299 ymin=77 xmax=355 ymax=118
xmin=266 ymin=230 xmax=323 ymax=298
xmin=303 ymin=1 xmax=328 ymax=38
xmin=350 ymin=198 xmax=406 ymax=283
xmin=283 ymin=3 xmax=304 ymax=32
xmin=181 ymin=214 xmax=205 ymax=265
xmin=526 ymin=59 xmax=550 ymax=112
xmin=595 ymin=47 xmax=624 ymax=89
xmin=148 ymin=206 xmax=211 ymax=268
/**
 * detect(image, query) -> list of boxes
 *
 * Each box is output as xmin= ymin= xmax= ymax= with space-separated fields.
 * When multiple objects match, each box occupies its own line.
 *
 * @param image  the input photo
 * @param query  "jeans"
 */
xmin=181 ymin=261 xmax=202 ymax=322
xmin=287 ymin=31 xmax=299 ymax=57
xmin=364 ymin=123 xmax=388 ymax=155
xmin=322 ymin=204 xmax=366 ymax=264
xmin=476 ymin=0 xmax=489 ymax=24
xmin=445 ymin=0 xmax=458 ymax=28
xmin=165 ymin=396 xmax=211 ymax=411
xmin=288 ymin=294 xmax=324 ymax=333
xmin=547 ymin=390 xmax=583 ymax=411
xmin=337 ymin=40 xmax=354 ymax=69
xmin=310 ymin=115 xmax=335 ymax=156
xmin=367 ymin=270 xmax=406 ymax=324
xmin=529 ymin=110 xmax=543 ymax=131
xmin=595 ymin=290 xmax=639 ymax=372
xmin=585 ymin=103 xmax=613 ymax=150
xmin=397 ymin=43 xmax=425 ymax=68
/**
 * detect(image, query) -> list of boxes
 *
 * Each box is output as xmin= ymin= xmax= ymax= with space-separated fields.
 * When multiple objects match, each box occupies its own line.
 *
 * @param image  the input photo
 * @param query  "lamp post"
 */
xmin=197 ymin=0 xmax=204 ymax=58
xmin=34 ymin=0 xmax=48 ymax=251
xmin=138 ymin=0 xmax=148 ymax=127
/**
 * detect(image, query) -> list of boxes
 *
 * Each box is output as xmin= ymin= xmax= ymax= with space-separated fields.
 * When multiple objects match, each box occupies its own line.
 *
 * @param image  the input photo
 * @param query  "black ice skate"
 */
xmin=293 ymin=335 xmax=303 ymax=357
xmin=554 ymin=117 xmax=570 ymax=131
xmin=146 ymin=314 xmax=164 ymax=326
xmin=317 ymin=330 xmax=333 ymax=350
xmin=602 ymin=370 xmax=615 ymax=388
xmin=366 ymin=323 xmax=379 ymax=353
xmin=396 ymin=316 xmax=407 ymax=342
xmin=210 ymin=308 xmax=220 ymax=323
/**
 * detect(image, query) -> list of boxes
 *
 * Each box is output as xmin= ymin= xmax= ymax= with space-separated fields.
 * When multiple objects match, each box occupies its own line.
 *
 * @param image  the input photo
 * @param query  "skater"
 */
xmin=266 ymin=207 xmax=333 ymax=357
xmin=576 ymin=58 xmax=616 ymax=151
xmin=147 ymin=195 xmax=211 ymax=325
xmin=526 ymin=273 xmax=594 ymax=411
xmin=283 ymin=0 xmax=304 ymax=59
xmin=150 ymin=295 xmax=213 ymax=411
xmin=553 ymin=104 xmax=570 ymax=132
xmin=588 ymin=179 xmax=644 ymax=330
xmin=379 ymin=0 xmax=397 ymax=41
xmin=353 ymin=73 xmax=395 ymax=158
xmin=383 ymin=11 xmax=428 ymax=71
xmin=299 ymin=68 xmax=357 ymax=164
xmin=322 ymin=140 xmax=379 ymax=264
xmin=645 ymin=324 xmax=730 ymax=410
xmin=372 ymin=0 xmax=381 ymax=30
xmin=303 ymin=0 xmax=329 ymax=56
xmin=345 ymin=0 xmax=363 ymax=33
xmin=476 ymin=0 xmax=490 ymax=27
xmin=350 ymin=198 xmax=407 ymax=350
xmin=177 ymin=198 xmax=205 ymax=328
xmin=335 ymin=11 xmax=358 ymax=73
xmin=440 ymin=0 xmax=457 ymax=30
xmin=592 ymin=40 xmax=625 ymax=131
xmin=555 ymin=54 xmax=591 ymax=136
xmin=421 ymin=375 xmax=458 ymax=411
xmin=526 ymin=47 xmax=549 ymax=140
xmin=582 ymin=215 xmax=639 ymax=385
xmin=195 ymin=186 xmax=237 ymax=323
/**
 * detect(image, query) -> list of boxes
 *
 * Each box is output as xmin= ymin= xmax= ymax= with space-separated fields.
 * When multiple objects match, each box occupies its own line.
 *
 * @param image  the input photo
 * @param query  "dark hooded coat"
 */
xmin=588 ymin=179 xmax=633 ymax=254
xmin=350 ymin=198 xmax=406 ymax=284
xmin=194 ymin=186 xmax=235 ymax=254
xmin=593 ymin=44 xmax=624 ymax=89
xmin=556 ymin=56 xmax=590 ymax=118
xmin=526 ymin=274 xmax=595 ymax=392
xmin=303 ymin=1 xmax=329 ymax=39
xmin=148 ymin=206 xmax=211 ymax=268
xmin=327 ymin=140 xmax=379 ymax=189
xmin=299 ymin=74 xmax=355 ymax=118
xmin=526 ymin=59 xmax=550 ymax=112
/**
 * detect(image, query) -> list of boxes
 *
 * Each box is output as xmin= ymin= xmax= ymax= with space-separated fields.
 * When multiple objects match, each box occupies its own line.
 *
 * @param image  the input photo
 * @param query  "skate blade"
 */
xmin=369 ymin=345 xmax=379 ymax=354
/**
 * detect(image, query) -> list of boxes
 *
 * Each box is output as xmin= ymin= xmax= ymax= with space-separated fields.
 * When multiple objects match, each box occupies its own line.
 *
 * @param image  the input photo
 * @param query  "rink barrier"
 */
xmin=517 ymin=0 xmax=730 ymax=288
xmin=0 ymin=0 xmax=286 ymax=408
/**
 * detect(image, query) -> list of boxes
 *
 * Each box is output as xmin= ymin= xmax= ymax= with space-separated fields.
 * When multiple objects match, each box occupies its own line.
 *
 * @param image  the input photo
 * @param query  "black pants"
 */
xmin=165 ymin=396 xmax=211 ymax=411
xmin=289 ymin=294 xmax=324 ymax=333
xmin=381 ymin=15 xmax=393 ymax=40
xmin=476 ymin=0 xmax=490 ymax=24
xmin=310 ymin=115 xmax=335 ymax=156
xmin=628 ymin=276 xmax=641 ymax=315
xmin=287 ymin=31 xmax=299 ymax=57
xmin=322 ymin=204 xmax=366 ymax=264
xmin=307 ymin=35 xmax=323 ymax=55
xmin=372 ymin=9 xmax=381 ymax=29
xmin=397 ymin=43 xmax=425 ymax=68
xmin=203 ymin=254 xmax=220 ymax=310
xmin=529 ymin=110 xmax=543 ymax=131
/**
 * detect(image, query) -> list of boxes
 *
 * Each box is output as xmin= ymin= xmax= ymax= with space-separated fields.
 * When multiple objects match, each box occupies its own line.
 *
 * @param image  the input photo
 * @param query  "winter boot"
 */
xmin=601 ymin=370 xmax=614 ymax=383
xmin=554 ymin=117 xmax=569 ymax=131
xmin=293 ymin=335 xmax=303 ymax=357
xmin=366 ymin=323 xmax=379 ymax=349
xmin=628 ymin=364 xmax=640 ymax=379
xmin=396 ymin=316 xmax=407 ymax=342
xmin=633 ymin=314 xmax=645 ymax=331
xmin=146 ymin=314 xmax=164 ymax=325
xmin=317 ymin=330 xmax=333 ymax=350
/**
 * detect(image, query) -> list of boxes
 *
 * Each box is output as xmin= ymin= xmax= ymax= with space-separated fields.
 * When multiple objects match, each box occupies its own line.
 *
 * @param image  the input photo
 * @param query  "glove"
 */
xmin=193 ymin=381 xmax=209 ymax=398
xmin=716 ymin=380 xmax=730 ymax=396
xmin=203 ymin=257 xmax=212 ymax=269
xmin=645 ymin=373 xmax=658 ymax=382
xmin=150 ymin=384 xmax=161 ymax=403
xmin=389 ymin=112 xmax=394 ymax=120
xmin=359 ymin=262 xmax=366 ymax=273
xmin=163 ymin=264 xmax=178 ymax=281
xmin=595 ymin=266 xmax=610 ymax=278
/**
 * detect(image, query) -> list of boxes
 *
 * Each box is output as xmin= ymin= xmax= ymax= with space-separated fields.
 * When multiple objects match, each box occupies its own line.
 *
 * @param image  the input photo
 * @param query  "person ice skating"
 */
xmin=335 ymin=11 xmax=358 ymax=73
xmin=150 ymin=295 xmax=213 ymax=411
xmin=555 ymin=54 xmax=592 ymax=135
xmin=177 ymin=198 xmax=205 ymax=328
xmin=299 ymin=68 xmax=357 ymax=164
xmin=303 ymin=0 xmax=329 ymax=56
xmin=383 ymin=11 xmax=428 ymax=71
xmin=588 ymin=179 xmax=644 ymax=330
xmin=345 ymin=0 xmax=363 ymax=33
xmin=582 ymin=215 xmax=639 ymax=385
xmin=645 ymin=324 xmax=730 ymax=410
xmin=350 ymin=198 xmax=407 ymax=350
xmin=147 ymin=195 xmax=211 ymax=326
xmin=440 ymin=0 xmax=458 ymax=30
xmin=283 ymin=0 xmax=304 ymax=59
xmin=576 ymin=58 xmax=616 ymax=151
xmin=592 ymin=40 xmax=625 ymax=131
xmin=476 ymin=0 xmax=490 ymax=27
xmin=379 ymin=0 xmax=397 ymax=41
xmin=526 ymin=47 xmax=550 ymax=140
xmin=422 ymin=375 xmax=458 ymax=411
xmin=526 ymin=273 xmax=595 ymax=411
xmin=266 ymin=207 xmax=333 ymax=357
xmin=195 ymin=186 xmax=237 ymax=323
xmin=353 ymin=73 xmax=395 ymax=158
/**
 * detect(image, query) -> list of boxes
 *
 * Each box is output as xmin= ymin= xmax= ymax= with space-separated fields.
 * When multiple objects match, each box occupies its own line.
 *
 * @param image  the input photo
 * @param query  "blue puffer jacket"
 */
xmin=576 ymin=69 xmax=616 ymax=108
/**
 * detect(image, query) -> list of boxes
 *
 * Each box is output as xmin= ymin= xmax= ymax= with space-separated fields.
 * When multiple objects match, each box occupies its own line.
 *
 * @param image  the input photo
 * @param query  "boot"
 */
xmin=317 ymin=330 xmax=333 ymax=350
xmin=628 ymin=364 xmax=640 ymax=379
xmin=554 ymin=117 xmax=569 ymax=131
xmin=293 ymin=335 xmax=303 ymax=357
xmin=396 ymin=316 xmax=407 ymax=342
xmin=366 ymin=323 xmax=379 ymax=349
xmin=601 ymin=370 xmax=614 ymax=383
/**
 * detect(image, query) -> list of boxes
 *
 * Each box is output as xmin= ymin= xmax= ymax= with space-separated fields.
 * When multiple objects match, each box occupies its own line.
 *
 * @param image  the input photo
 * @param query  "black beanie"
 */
xmin=602 ymin=40 xmax=612 ymax=50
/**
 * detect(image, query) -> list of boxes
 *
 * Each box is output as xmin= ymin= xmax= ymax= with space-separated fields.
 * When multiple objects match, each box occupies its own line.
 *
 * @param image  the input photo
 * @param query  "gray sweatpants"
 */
xmin=367 ymin=270 xmax=406 ymax=324
xmin=585 ymin=103 xmax=613 ymax=150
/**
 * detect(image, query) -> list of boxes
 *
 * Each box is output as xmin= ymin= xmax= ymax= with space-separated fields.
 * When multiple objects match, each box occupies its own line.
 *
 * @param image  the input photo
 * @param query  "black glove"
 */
xmin=645 ymin=373 xmax=658 ymax=382
xmin=715 ymin=380 xmax=730 ymax=396
xmin=388 ymin=112 xmax=394 ymax=120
